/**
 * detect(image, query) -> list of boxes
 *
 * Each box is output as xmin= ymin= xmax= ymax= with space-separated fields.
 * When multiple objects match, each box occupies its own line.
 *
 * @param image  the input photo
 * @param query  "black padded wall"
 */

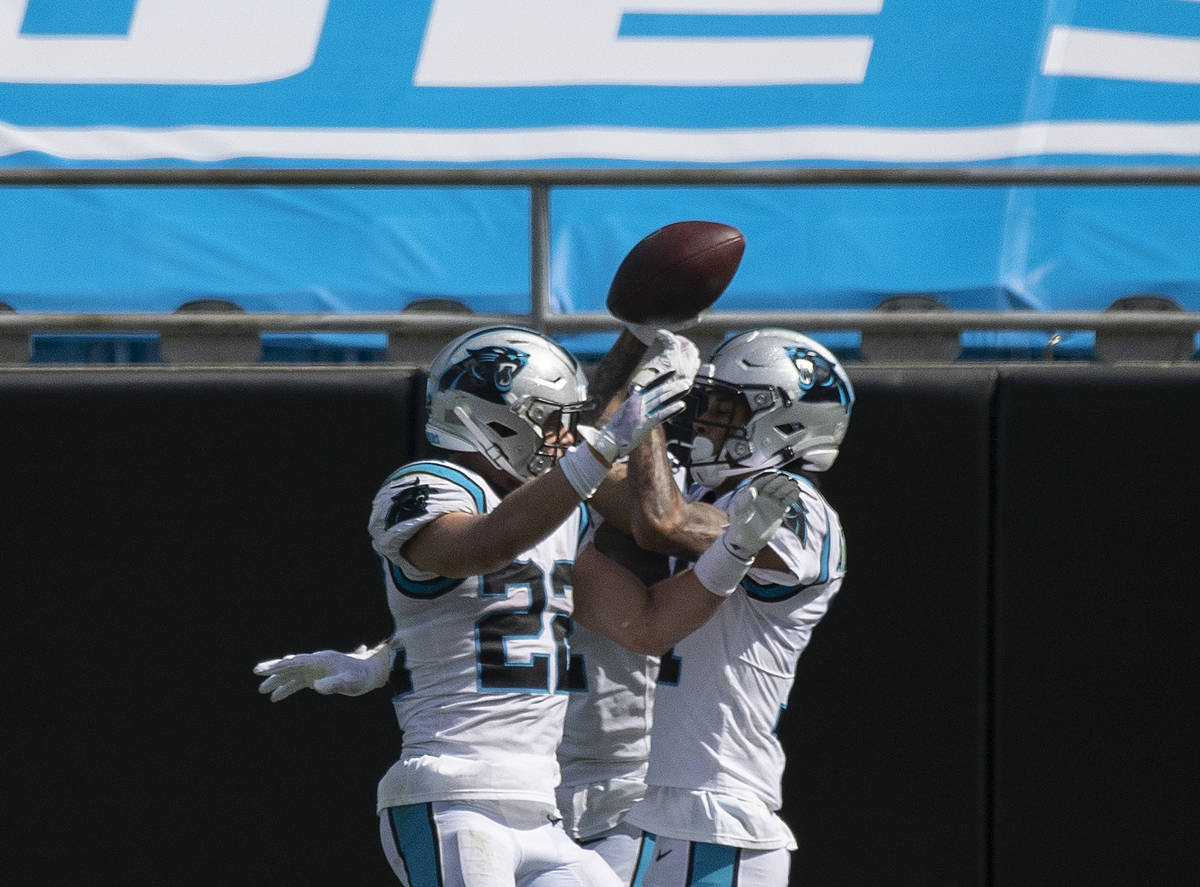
xmin=3 ymin=364 xmax=1198 ymax=887
xmin=990 ymin=366 xmax=1200 ymax=887
xmin=780 ymin=367 xmax=996 ymax=887
xmin=0 ymin=369 xmax=422 ymax=885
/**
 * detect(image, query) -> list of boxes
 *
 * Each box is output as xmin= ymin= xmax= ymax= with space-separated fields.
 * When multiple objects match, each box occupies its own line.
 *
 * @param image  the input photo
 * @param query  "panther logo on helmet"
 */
xmin=786 ymin=346 xmax=852 ymax=409
xmin=438 ymin=346 xmax=529 ymax=404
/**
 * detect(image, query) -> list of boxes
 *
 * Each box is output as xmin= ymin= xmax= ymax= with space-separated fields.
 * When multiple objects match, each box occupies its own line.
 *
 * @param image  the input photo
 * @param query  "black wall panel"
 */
xmin=991 ymin=366 xmax=1200 ymax=887
xmin=0 ymin=369 xmax=422 ymax=885
xmin=4 ymin=364 xmax=1198 ymax=887
xmin=780 ymin=367 xmax=995 ymax=887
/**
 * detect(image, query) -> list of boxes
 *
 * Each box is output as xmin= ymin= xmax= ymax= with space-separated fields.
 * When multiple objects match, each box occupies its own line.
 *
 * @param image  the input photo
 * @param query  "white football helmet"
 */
xmin=682 ymin=328 xmax=854 ymax=487
xmin=424 ymin=326 xmax=591 ymax=481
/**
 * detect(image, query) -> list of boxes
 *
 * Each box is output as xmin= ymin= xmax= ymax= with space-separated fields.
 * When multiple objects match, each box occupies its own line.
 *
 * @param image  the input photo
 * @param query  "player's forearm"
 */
xmin=580 ymin=328 xmax=647 ymax=425
xmin=407 ymin=468 xmax=584 ymax=577
xmin=593 ymin=574 xmax=724 ymax=656
xmin=572 ymin=545 xmax=724 ymax=655
xmin=628 ymin=429 xmax=725 ymax=559
xmin=474 ymin=466 xmax=586 ymax=567
xmin=585 ymin=461 xmax=634 ymax=536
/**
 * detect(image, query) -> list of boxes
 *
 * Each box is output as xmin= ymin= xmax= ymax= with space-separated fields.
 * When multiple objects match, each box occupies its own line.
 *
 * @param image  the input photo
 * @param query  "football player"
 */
xmin=253 ymin=325 xmax=800 ymax=887
xmin=617 ymin=328 xmax=854 ymax=887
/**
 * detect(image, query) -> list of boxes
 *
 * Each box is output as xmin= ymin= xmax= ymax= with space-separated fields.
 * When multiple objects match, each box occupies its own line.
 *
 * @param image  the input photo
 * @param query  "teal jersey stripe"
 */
xmin=631 ymin=833 xmax=656 ymax=887
xmin=742 ymin=521 xmax=831 ymax=602
xmin=389 ymin=560 xmax=461 ymax=599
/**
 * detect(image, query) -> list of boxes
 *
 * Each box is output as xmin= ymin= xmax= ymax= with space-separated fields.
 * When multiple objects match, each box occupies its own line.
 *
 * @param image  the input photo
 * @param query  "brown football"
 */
xmin=606 ymin=220 xmax=745 ymax=324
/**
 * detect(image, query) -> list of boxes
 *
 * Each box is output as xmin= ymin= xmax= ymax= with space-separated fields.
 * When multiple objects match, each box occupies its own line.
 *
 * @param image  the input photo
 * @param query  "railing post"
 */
xmin=529 ymin=183 xmax=551 ymax=333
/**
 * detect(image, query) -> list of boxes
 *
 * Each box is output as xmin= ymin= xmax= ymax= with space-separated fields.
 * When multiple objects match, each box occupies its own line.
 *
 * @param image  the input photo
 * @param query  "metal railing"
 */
xmin=2 ymin=166 xmax=1199 ymax=364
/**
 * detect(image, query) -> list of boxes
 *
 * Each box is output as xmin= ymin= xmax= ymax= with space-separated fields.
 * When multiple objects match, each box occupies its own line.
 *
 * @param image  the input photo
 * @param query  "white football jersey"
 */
xmin=367 ymin=459 xmax=589 ymax=812
xmin=626 ymin=471 xmax=846 ymax=849
xmin=555 ymin=457 xmax=686 ymax=841
xmin=556 ymin=622 xmax=658 ymax=839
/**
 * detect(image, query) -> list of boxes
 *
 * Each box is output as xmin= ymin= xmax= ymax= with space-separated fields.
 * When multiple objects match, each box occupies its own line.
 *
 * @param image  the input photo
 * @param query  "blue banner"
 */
xmin=1 ymin=0 xmax=1198 ymax=321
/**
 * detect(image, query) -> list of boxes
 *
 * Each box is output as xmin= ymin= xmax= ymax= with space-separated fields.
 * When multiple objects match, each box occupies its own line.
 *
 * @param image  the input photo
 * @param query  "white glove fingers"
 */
xmin=253 ymin=656 xmax=288 ymax=675
xmin=758 ymin=473 xmax=801 ymax=508
xmin=723 ymin=471 xmax=802 ymax=560
xmin=653 ymin=398 xmax=687 ymax=424
xmin=630 ymin=331 xmax=700 ymax=392
xmin=269 ymin=682 xmax=304 ymax=703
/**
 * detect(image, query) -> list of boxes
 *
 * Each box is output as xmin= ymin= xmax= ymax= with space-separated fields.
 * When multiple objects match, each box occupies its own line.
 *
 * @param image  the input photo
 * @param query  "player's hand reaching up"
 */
xmin=627 ymin=329 xmax=701 ymax=393
xmin=692 ymin=471 xmax=802 ymax=598
xmin=560 ymin=330 xmax=698 ymax=499
xmin=590 ymin=329 xmax=699 ymax=461
xmin=253 ymin=642 xmax=391 ymax=702
xmin=721 ymin=471 xmax=802 ymax=560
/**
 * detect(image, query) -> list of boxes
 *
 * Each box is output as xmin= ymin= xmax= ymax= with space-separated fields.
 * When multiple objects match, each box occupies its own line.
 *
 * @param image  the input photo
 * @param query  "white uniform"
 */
xmin=626 ymin=470 xmax=845 ymax=853
xmin=555 ymin=457 xmax=688 ymax=882
xmin=367 ymin=459 xmax=588 ymax=812
xmin=557 ymin=623 xmax=658 ymax=839
xmin=557 ymin=621 xmax=658 ymax=882
xmin=368 ymin=459 xmax=623 ymax=887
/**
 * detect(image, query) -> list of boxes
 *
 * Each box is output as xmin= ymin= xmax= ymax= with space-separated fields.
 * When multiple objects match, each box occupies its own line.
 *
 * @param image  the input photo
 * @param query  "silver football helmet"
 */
xmin=682 ymin=328 xmax=854 ymax=487
xmin=425 ymin=326 xmax=591 ymax=481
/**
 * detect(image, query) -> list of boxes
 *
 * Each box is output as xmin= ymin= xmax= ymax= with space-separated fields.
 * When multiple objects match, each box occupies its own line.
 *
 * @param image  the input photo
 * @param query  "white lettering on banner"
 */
xmin=3 ymin=120 xmax=1200 ymax=163
xmin=1043 ymin=26 xmax=1200 ymax=84
xmin=415 ymin=0 xmax=879 ymax=86
xmin=0 ymin=0 xmax=329 ymax=84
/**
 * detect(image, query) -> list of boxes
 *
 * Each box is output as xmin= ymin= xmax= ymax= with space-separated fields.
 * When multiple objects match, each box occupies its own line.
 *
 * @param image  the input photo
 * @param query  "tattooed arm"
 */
xmin=627 ymin=426 xmax=791 ymax=572
xmin=627 ymin=425 xmax=727 ymax=560
xmin=580 ymin=328 xmax=649 ymax=426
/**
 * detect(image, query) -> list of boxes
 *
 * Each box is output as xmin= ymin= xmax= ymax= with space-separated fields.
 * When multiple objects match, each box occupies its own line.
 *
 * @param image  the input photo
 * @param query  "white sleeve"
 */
xmin=367 ymin=464 xmax=486 ymax=580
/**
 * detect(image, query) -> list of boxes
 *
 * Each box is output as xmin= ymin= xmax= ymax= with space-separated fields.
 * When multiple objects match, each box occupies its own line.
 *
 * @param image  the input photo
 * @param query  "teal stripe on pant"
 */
xmin=388 ymin=804 xmax=442 ymax=887
xmin=631 ymin=833 xmax=656 ymax=886
xmin=688 ymin=842 xmax=740 ymax=886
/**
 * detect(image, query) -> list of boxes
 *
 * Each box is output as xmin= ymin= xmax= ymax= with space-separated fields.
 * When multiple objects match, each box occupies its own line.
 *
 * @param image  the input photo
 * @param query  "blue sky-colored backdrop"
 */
xmin=1 ymin=0 xmax=1198 ymax=320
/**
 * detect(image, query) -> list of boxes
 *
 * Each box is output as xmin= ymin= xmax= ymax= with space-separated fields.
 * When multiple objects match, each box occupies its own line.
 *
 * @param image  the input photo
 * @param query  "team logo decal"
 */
xmin=783 ymin=496 xmax=809 ymax=547
xmin=785 ymin=346 xmax=851 ymax=409
xmin=385 ymin=479 xmax=432 ymax=529
xmin=438 ymin=345 xmax=529 ymax=404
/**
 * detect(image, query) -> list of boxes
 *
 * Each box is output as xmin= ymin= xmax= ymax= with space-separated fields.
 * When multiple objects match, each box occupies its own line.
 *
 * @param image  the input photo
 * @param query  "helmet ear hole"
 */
xmin=775 ymin=422 xmax=804 ymax=435
xmin=488 ymin=421 xmax=518 ymax=439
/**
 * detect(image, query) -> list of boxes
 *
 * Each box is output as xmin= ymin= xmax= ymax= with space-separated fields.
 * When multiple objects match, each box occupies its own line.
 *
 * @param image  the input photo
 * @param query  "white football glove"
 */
xmin=722 ymin=471 xmax=802 ymax=560
xmin=253 ymin=641 xmax=391 ymax=702
xmin=625 ymin=315 xmax=700 ymax=345
xmin=693 ymin=471 xmax=802 ymax=597
xmin=560 ymin=330 xmax=698 ymax=499
xmin=628 ymin=329 xmax=701 ymax=393
xmin=591 ymin=329 xmax=698 ymax=462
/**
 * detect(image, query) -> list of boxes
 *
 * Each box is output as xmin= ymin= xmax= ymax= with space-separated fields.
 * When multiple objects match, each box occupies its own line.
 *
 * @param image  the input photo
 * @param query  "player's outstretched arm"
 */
xmin=253 ymin=641 xmax=391 ymax=702
xmin=583 ymin=320 xmax=702 ymax=428
xmin=573 ymin=471 xmax=801 ymax=654
xmin=623 ymin=424 xmax=728 ymax=558
xmin=406 ymin=334 xmax=696 ymax=577
xmin=558 ymin=330 xmax=698 ymax=501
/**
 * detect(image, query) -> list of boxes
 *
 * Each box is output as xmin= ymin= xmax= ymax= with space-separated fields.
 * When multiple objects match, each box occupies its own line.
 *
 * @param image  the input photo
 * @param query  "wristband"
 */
xmin=692 ymin=539 xmax=753 ymax=598
xmin=559 ymin=443 xmax=611 ymax=500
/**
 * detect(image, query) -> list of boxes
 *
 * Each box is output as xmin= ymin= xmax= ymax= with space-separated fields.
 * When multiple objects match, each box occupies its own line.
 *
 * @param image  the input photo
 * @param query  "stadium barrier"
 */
xmin=3 ymin=363 xmax=1196 ymax=886
xmin=1 ymin=167 xmax=1199 ymax=364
